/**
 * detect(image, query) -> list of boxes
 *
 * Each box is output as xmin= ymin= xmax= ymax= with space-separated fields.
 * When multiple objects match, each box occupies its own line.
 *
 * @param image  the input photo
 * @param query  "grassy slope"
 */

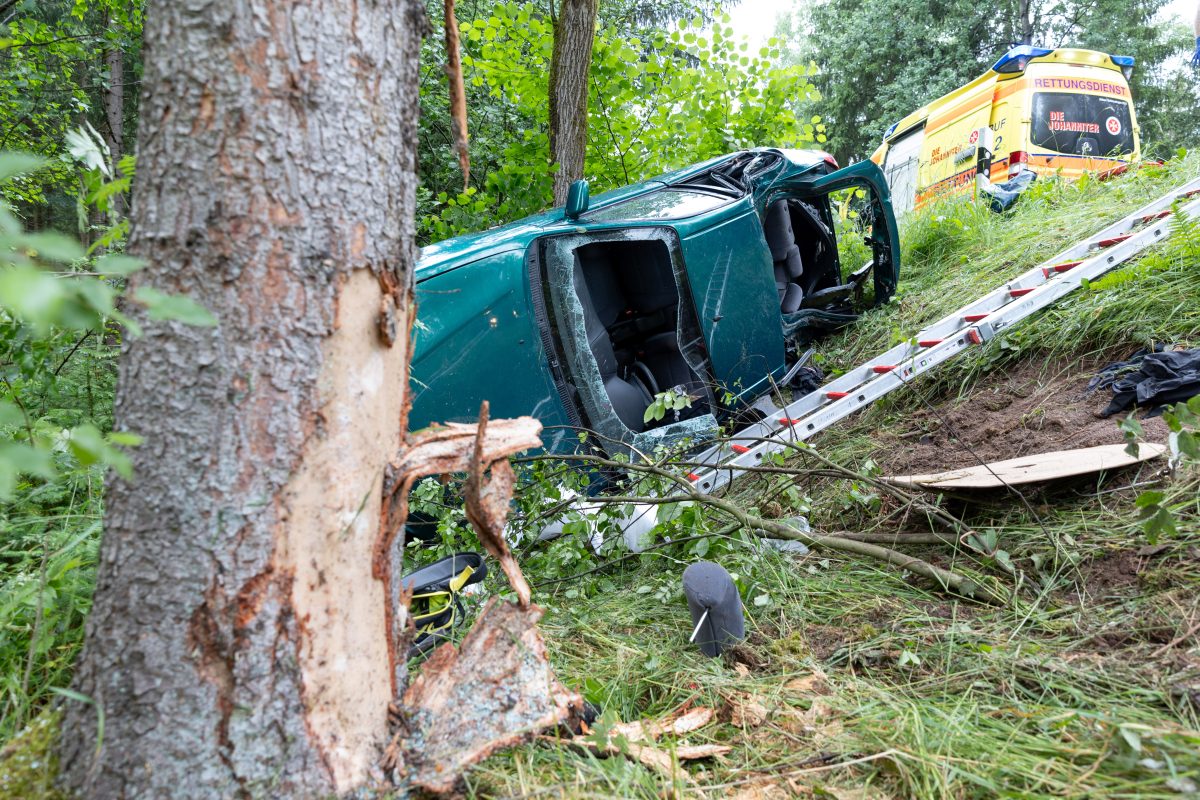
xmin=472 ymin=158 xmax=1200 ymax=799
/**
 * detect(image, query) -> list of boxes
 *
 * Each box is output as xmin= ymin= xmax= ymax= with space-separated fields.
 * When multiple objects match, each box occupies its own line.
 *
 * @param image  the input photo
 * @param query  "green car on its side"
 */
xmin=410 ymin=148 xmax=900 ymax=457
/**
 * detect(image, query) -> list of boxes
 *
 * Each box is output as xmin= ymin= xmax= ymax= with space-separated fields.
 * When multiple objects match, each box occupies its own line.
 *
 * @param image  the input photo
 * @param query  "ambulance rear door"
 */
xmin=916 ymin=76 xmax=997 ymax=206
xmin=881 ymin=124 xmax=924 ymax=215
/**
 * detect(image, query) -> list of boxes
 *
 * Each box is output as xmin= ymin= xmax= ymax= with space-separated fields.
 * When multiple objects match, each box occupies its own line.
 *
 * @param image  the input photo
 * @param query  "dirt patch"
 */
xmin=1075 ymin=549 xmax=1147 ymax=599
xmin=872 ymin=356 xmax=1172 ymax=476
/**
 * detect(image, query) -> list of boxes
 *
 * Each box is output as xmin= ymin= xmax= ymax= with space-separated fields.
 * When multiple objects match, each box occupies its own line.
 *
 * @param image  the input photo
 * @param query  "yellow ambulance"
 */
xmin=870 ymin=46 xmax=1140 ymax=213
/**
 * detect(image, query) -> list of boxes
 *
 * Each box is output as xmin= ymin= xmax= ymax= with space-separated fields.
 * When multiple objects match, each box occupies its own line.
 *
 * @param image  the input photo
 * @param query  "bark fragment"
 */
xmin=387 ymin=599 xmax=582 ymax=794
xmin=376 ymin=407 xmax=542 ymax=687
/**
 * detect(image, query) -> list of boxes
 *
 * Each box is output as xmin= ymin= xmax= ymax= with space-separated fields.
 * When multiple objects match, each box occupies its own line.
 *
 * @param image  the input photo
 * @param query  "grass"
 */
xmin=463 ymin=157 xmax=1200 ymax=798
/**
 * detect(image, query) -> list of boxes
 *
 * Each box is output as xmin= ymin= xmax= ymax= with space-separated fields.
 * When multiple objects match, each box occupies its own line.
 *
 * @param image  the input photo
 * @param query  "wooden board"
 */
xmin=886 ymin=443 xmax=1167 ymax=490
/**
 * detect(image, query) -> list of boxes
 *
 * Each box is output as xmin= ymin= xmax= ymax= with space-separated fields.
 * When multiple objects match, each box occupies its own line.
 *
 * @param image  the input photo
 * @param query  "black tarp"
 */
xmin=1086 ymin=345 xmax=1200 ymax=417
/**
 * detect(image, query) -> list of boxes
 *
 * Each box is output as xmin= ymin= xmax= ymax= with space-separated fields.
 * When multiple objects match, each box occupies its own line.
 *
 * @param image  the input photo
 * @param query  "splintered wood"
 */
xmin=380 ymin=402 xmax=578 ymax=794
xmin=386 ymin=600 xmax=582 ymax=794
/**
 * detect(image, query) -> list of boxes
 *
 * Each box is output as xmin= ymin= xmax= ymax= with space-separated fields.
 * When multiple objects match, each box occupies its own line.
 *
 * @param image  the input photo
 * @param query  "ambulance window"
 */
xmin=1031 ymin=93 xmax=1133 ymax=157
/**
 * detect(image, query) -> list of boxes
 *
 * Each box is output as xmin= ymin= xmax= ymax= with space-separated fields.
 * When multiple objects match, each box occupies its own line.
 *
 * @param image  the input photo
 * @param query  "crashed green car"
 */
xmin=410 ymin=149 xmax=900 ymax=457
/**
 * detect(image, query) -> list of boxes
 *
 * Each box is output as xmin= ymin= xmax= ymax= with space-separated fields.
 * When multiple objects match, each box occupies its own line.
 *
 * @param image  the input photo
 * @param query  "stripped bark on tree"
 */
xmin=444 ymin=0 xmax=470 ymax=191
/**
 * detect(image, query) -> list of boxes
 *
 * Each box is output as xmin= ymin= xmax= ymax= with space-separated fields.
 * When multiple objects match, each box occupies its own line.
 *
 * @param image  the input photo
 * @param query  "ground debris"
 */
xmin=387 ymin=599 xmax=582 ymax=794
xmin=570 ymin=703 xmax=730 ymax=781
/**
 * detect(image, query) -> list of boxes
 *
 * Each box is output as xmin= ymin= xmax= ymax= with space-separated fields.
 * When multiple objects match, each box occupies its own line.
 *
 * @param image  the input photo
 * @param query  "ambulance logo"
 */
xmin=1105 ymin=116 xmax=1122 ymax=136
xmin=968 ymin=129 xmax=979 ymax=144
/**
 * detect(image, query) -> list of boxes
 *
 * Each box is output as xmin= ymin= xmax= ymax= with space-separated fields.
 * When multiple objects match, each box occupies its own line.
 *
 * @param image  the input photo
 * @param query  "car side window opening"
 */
xmin=536 ymin=229 xmax=720 ymax=458
xmin=573 ymin=239 xmax=710 ymax=432
xmin=1031 ymin=92 xmax=1134 ymax=157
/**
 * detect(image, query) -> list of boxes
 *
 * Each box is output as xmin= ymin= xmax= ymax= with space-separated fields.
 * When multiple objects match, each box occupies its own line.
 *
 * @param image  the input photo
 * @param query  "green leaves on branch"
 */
xmin=644 ymin=388 xmax=694 ymax=424
xmin=1127 ymin=396 xmax=1200 ymax=544
xmin=0 ymin=139 xmax=212 ymax=498
xmin=418 ymin=8 xmax=825 ymax=243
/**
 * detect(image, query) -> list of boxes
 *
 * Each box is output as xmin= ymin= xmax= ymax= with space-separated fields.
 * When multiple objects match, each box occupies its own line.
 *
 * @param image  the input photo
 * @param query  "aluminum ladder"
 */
xmin=686 ymin=174 xmax=1200 ymax=494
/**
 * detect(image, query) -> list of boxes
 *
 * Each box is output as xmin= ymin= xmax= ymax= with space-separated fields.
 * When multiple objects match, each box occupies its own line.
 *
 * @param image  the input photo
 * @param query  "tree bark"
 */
xmin=102 ymin=34 xmax=123 ymax=166
xmin=1018 ymin=0 xmax=1033 ymax=44
xmin=59 ymin=0 xmax=427 ymax=796
xmin=548 ymin=0 xmax=597 ymax=206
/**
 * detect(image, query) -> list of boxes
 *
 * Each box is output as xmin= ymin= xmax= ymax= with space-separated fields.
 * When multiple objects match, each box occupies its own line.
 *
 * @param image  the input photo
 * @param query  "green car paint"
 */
xmin=409 ymin=148 xmax=900 ymax=456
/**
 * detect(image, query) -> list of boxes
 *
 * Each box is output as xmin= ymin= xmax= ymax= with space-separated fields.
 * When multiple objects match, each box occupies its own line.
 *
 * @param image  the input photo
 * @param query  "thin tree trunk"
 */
xmin=59 ymin=0 xmax=426 ymax=796
xmin=103 ymin=36 xmax=123 ymax=165
xmin=548 ymin=0 xmax=597 ymax=206
xmin=1018 ymin=0 xmax=1033 ymax=44
xmin=102 ymin=25 xmax=124 ymax=218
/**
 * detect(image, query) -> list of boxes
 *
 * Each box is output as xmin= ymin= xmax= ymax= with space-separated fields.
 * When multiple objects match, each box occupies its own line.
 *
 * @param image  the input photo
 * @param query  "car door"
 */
xmin=676 ymin=195 xmax=787 ymax=404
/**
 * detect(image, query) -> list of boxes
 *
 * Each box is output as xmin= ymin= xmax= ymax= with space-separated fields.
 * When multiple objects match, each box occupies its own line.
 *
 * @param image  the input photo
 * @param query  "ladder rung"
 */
xmin=918 ymin=339 xmax=943 ymax=347
xmin=1141 ymin=210 xmax=1171 ymax=223
xmin=687 ymin=472 xmax=700 ymax=481
xmin=1009 ymin=287 xmax=1035 ymax=297
xmin=872 ymin=365 xmax=896 ymax=373
xmin=963 ymin=313 xmax=989 ymax=322
xmin=1043 ymin=261 xmax=1081 ymax=278
xmin=826 ymin=391 xmax=849 ymax=400
xmin=1096 ymin=234 xmax=1131 ymax=248
xmin=779 ymin=418 xmax=802 ymax=426
xmin=730 ymin=444 xmax=750 ymax=454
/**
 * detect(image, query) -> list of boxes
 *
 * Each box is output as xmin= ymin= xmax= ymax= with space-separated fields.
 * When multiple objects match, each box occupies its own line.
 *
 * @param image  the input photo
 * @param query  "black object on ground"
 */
xmin=402 ymin=552 xmax=487 ymax=659
xmin=1087 ymin=345 xmax=1200 ymax=417
xmin=682 ymin=561 xmax=745 ymax=657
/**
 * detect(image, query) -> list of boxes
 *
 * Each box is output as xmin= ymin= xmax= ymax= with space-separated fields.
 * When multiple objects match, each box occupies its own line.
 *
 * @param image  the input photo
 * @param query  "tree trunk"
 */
xmin=59 ymin=0 xmax=427 ymax=796
xmin=1018 ymin=0 xmax=1033 ymax=44
xmin=102 ymin=34 xmax=123 ymax=166
xmin=102 ymin=24 xmax=124 ymax=219
xmin=548 ymin=0 xmax=597 ymax=206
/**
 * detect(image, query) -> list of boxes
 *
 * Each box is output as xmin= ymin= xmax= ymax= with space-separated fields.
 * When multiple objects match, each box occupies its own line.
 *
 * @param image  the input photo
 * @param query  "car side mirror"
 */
xmin=565 ymin=180 xmax=590 ymax=220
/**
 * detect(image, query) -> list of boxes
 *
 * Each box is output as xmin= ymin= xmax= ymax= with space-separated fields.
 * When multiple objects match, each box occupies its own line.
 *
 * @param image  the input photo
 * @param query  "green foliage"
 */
xmin=0 ymin=0 xmax=144 ymax=210
xmin=642 ymin=388 xmax=693 ymax=424
xmin=0 ymin=135 xmax=217 ymax=739
xmin=418 ymin=4 xmax=823 ymax=242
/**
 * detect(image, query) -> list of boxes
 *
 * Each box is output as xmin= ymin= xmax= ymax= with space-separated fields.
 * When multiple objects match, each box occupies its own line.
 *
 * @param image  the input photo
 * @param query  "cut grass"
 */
xmin=474 ymin=158 xmax=1200 ymax=798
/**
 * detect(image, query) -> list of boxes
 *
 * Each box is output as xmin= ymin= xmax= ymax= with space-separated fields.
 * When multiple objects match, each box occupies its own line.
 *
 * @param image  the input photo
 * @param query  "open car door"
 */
xmin=751 ymin=156 xmax=901 ymax=347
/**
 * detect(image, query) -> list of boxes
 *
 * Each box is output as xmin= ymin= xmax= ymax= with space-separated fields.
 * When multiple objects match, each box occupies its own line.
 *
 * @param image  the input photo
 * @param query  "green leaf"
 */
xmin=1134 ymin=490 xmax=1164 ymax=508
xmin=0 ymin=151 xmax=47 ymax=182
xmin=22 ymin=231 xmax=86 ymax=263
xmin=0 ymin=265 xmax=66 ymax=323
xmin=68 ymin=424 xmax=106 ymax=466
xmin=0 ymin=400 xmax=24 ymax=427
xmin=133 ymin=287 xmax=218 ymax=326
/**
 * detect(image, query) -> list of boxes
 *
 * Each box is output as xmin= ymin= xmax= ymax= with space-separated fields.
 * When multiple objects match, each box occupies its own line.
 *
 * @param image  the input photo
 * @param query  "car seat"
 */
xmin=764 ymin=199 xmax=804 ymax=313
xmin=573 ymin=257 xmax=650 ymax=432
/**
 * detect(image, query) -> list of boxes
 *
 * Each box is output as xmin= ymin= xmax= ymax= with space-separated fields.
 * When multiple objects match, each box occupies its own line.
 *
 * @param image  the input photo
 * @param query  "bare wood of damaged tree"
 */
xmin=444 ymin=0 xmax=470 ymax=191
xmin=58 ymin=1 xmax=574 ymax=797
xmin=548 ymin=0 xmax=598 ymax=205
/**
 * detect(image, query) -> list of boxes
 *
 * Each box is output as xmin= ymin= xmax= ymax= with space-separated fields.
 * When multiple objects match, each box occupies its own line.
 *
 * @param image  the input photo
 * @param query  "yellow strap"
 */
xmin=448 ymin=565 xmax=475 ymax=593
